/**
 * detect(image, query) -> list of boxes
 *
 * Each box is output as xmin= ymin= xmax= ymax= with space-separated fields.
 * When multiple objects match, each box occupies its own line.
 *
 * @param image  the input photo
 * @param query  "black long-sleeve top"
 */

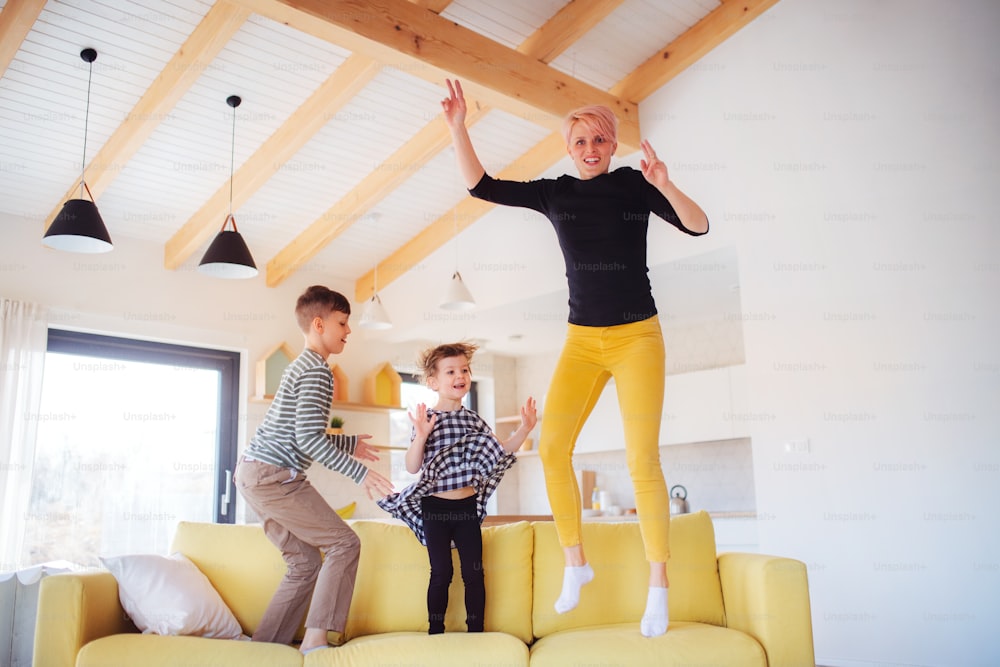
xmin=469 ymin=167 xmax=708 ymax=327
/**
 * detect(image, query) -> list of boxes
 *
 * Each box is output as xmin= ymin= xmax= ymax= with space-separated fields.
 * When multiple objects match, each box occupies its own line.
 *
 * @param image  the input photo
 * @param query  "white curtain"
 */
xmin=0 ymin=298 xmax=48 ymax=570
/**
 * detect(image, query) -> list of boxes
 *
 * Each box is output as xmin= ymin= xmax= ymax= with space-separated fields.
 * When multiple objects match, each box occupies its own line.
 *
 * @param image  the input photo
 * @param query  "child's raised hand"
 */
xmin=520 ymin=396 xmax=538 ymax=431
xmin=408 ymin=402 xmax=437 ymax=440
xmin=353 ymin=434 xmax=380 ymax=462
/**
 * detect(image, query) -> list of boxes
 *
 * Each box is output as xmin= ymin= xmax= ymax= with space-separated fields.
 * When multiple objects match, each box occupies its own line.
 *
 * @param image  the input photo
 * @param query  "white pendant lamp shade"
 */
xmin=359 ymin=293 xmax=393 ymax=329
xmin=439 ymin=270 xmax=476 ymax=310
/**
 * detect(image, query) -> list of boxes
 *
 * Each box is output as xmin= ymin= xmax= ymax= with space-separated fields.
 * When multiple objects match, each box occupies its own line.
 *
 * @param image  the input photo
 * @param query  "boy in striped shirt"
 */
xmin=236 ymin=285 xmax=393 ymax=654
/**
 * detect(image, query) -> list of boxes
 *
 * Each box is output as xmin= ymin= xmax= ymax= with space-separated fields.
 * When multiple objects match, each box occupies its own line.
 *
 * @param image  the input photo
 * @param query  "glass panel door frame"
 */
xmin=46 ymin=329 xmax=240 ymax=523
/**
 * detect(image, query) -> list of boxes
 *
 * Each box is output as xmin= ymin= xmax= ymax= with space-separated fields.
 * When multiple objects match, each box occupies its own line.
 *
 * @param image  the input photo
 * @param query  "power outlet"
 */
xmin=784 ymin=438 xmax=811 ymax=454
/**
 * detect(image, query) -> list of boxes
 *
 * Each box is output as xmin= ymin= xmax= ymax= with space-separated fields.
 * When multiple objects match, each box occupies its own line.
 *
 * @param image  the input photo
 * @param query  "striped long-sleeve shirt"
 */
xmin=245 ymin=348 xmax=366 ymax=483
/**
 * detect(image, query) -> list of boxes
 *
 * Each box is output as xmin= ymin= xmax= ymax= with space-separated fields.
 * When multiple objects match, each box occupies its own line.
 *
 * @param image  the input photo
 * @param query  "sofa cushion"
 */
xmin=307 ymin=631 xmax=529 ymax=666
xmin=99 ymin=552 xmax=243 ymax=639
xmin=171 ymin=521 xmax=288 ymax=637
xmin=346 ymin=520 xmax=533 ymax=644
xmin=528 ymin=621 xmax=766 ymax=667
xmin=531 ymin=511 xmax=726 ymax=638
xmin=76 ymin=634 xmax=301 ymax=667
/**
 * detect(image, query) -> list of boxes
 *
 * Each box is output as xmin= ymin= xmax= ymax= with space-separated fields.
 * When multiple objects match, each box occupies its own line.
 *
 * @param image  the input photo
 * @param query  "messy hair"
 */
xmin=562 ymin=104 xmax=619 ymax=147
xmin=417 ymin=341 xmax=479 ymax=385
xmin=294 ymin=285 xmax=351 ymax=333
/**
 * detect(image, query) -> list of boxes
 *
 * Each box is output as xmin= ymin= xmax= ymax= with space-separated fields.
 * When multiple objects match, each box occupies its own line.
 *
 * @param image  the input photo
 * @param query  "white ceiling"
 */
xmin=0 ymin=0 xmax=763 ymax=355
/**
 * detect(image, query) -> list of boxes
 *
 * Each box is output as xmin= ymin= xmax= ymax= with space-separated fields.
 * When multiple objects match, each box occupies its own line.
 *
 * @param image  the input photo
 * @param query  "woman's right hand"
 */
xmin=441 ymin=79 xmax=467 ymax=129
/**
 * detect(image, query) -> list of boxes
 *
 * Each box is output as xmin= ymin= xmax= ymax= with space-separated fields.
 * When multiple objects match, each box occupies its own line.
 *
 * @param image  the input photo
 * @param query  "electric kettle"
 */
xmin=669 ymin=485 xmax=689 ymax=515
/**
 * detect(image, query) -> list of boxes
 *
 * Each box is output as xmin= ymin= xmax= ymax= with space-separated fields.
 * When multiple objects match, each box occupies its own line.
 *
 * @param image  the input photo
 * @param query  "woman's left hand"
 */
xmin=640 ymin=139 xmax=671 ymax=190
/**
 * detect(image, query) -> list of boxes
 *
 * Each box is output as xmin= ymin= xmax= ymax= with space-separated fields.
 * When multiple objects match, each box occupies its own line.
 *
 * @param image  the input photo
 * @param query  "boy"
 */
xmin=235 ymin=286 xmax=393 ymax=654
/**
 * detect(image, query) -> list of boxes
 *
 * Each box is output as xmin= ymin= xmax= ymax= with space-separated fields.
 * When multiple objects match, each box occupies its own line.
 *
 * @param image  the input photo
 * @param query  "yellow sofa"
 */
xmin=34 ymin=511 xmax=814 ymax=666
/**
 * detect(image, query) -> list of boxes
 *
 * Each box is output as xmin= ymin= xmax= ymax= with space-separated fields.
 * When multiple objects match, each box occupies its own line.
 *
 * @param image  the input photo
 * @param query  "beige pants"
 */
xmin=234 ymin=459 xmax=360 ymax=644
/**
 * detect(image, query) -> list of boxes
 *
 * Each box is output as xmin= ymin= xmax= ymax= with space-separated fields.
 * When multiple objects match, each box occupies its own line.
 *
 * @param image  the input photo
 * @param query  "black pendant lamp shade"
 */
xmin=42 ymin=48 xmax=114 ymax=254
xmin=198 ymin=215 xmax=258 ymax=279
xmin=197 ymin=95 xmax=259 ymax=279
xmin=43 ymin=198 xmax=113 ymax=253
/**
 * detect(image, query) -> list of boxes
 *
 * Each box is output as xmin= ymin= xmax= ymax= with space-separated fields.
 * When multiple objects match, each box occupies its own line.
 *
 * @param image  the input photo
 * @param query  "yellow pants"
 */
xmin=539 ymin=315 xmax=670 ymax=563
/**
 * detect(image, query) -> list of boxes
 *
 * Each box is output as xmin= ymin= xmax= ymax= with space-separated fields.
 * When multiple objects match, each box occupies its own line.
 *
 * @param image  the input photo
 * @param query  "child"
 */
xmin=235 ymin=286 xmax=394 ymax=654
xmin=377 ymin=342 xmax=536 ymax=634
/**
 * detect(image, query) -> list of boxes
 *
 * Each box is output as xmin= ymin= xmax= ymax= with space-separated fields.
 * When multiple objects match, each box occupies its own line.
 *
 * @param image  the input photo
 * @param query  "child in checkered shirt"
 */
xmin=377 ymin=342 xmax=536 ymax=634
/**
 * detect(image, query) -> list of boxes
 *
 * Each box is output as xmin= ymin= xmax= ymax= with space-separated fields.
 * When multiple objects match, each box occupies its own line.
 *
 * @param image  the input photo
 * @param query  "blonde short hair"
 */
xmin=417 ymin=341 xmax=479 ymax=385
xmin=562 ymin=105 xmax=619 ymax=146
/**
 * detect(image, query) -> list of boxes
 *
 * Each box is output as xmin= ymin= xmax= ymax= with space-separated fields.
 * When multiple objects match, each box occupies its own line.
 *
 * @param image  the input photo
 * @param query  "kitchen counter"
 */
xmin=483 ymin=511 xmax=756 ymax=525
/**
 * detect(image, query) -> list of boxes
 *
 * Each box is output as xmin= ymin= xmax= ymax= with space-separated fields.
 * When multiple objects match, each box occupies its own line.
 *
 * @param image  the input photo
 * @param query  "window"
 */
xmin=23 ymin=330 xmax=239 ymax=567
xmin=399 ymin=371 xmax=477 ymax=413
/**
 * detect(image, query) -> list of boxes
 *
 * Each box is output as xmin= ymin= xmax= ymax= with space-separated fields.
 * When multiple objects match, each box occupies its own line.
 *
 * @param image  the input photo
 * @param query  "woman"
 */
xmin=441 ymin=79 xmax=709 ymax=637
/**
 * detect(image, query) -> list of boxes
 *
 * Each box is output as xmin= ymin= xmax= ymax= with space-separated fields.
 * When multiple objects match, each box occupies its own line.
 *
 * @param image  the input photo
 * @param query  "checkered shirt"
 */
xmin=377 ymin=406 xmax=516 ymax=546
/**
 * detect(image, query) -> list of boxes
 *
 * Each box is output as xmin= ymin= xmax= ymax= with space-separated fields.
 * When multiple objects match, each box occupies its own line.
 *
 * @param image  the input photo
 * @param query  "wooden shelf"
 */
xmin=331 ymin=400 xmax=404 ymax=413
xmin=250 ymin=398 xmax=403 ymax=413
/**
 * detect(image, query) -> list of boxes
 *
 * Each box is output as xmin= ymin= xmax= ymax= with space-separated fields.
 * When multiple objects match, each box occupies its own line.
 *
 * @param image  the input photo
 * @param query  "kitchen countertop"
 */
xmin=483 ymin=511 xmax=757 ymax=525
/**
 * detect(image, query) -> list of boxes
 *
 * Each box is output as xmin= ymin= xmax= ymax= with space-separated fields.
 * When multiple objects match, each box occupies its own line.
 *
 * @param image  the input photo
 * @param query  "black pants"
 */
xmin=421 ymin=494 xmax=485 ymax=634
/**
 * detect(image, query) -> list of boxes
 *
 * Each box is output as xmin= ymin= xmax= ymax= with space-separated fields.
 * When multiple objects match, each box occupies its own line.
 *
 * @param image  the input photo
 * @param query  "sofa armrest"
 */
xmin=718 ymin=552 xmax=815 ymax=667
xmin=33 ymin=571 xmax=134 ymax=667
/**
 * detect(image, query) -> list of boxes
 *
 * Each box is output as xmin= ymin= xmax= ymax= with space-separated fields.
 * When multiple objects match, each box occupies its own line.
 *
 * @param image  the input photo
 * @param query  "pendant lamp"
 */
xmin=439 ymin=207 xmax=475 ymax=310
xmin=439 ymin=271 xmax=476 ymax=310
xmin=359 ymin=215 xmax=393 ymax=329
xmin=359 ymin=292 xmax=393 ymax=329
xmin=198 ymin=95 xmax=258 ymax=279
xmin=42 ymin=48 xmax=113 ymax=254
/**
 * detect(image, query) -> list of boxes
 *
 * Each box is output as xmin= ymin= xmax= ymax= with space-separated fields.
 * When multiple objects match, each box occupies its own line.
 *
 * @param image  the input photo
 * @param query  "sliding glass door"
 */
xmin=23 ymin=330 xmax=239 ymax=567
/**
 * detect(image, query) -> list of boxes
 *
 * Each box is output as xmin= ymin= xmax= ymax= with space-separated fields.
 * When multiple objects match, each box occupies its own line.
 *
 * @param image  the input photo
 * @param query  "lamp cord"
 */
xmin=228 ymin=101 xmax=236 ymax=223
xmin=80 ymin=57 xmax=93 ymax=199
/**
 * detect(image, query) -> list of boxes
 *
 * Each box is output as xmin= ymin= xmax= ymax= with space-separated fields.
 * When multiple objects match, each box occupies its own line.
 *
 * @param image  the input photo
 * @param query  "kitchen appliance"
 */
xmin=670 ymin=485 xmax=689 ymax=515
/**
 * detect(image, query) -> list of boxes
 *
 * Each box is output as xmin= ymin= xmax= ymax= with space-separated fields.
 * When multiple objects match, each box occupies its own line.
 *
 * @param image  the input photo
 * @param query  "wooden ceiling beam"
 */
xmin=267 ymin=104 xmax=489 ymax=287
xmin=517 ymin=0 xmax=626 ymax=64
xmin=352 ymin=0 xmax=629 ymax=301
xmin=407 ymin=0 xmax=453 ymax=13
xmin=164 ymin=54 xmax=381 ymax=271
xmin=354 ymin=0 xmax=781 ymax=300
xmin=236 ymin=0 xmax=640 ymax=150
xmin=41 ymin=0 xmax=251 ymax=232
xmin=0 ymin=0 xmax=47 ymax=77
xmin=612 ymin=0 xmax=782 ymax=101
xmin=355 ymin=131 xmax=567 ymax=301
xmin=273 ymin=0 xmax=624 ymax=290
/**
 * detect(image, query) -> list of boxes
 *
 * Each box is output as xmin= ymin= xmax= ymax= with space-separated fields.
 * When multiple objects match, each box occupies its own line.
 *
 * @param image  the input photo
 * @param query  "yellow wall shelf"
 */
xmin=329 ymin=363 xmax=349 ymax=402
xmin=255 ymin=342 xmax=295 ymax=399
xmin=363 ymin=362 xmax=402 ymax=407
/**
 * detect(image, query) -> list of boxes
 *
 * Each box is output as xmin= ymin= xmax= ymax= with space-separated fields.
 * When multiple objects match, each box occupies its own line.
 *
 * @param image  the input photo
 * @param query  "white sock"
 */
xmin=554 ymin=563 xmax=594 ymax=614
xmin=640 ymin=586 xmax=669 ymax=637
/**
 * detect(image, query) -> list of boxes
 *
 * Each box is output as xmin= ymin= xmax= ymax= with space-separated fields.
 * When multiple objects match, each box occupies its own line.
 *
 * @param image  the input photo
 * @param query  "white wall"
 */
xmin=637 ymin=1 xmax=998 ymax=665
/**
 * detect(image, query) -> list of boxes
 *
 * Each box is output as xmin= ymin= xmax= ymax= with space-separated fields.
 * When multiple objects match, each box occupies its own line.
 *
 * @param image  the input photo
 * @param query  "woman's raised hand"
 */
xmin=441 ymin=79 xmax=468 ymax=128
xmin=639 ymin=139 xmax=671 ymax=190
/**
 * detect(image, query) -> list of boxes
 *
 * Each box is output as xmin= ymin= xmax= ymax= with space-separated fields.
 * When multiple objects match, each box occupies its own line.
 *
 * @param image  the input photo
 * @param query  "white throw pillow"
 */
xmin=100 ymin=552 xmax=243 ymax=639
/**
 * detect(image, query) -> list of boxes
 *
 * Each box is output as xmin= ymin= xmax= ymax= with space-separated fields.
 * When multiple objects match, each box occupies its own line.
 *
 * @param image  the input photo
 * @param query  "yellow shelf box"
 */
xmin=255 ymin=342 xmax=295 ymax=399
xmin=363 ymin=362 xmax=401 ymax=407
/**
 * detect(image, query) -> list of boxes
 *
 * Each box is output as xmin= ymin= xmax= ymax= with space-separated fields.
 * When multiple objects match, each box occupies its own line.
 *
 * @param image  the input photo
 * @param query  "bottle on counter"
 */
xmin=591 ymin=486 xmax=601 ymax=511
